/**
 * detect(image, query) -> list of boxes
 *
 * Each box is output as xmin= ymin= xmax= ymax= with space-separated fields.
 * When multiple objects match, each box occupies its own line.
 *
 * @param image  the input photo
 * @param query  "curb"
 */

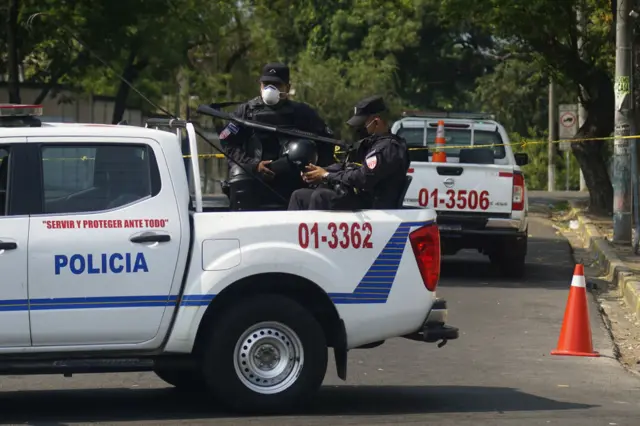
xmin=569 ymin=201 xmax=640 ymax=321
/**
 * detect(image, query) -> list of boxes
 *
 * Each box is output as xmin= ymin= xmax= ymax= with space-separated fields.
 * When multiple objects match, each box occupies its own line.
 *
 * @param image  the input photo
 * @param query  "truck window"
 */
xmin=0 ymin=148 xmax=9 ymax=216
xmin=40 ymin=144 xmax=161 ymax=214
xmin=395 ymin=128 xmax=431 ymax=162
xmin=396 ymin=128 xmax=424 ymax=147
xmin=426 ymin=128 xmax=506 ymax=159
xmin=397 ymin=127 xmax=506 ymax=160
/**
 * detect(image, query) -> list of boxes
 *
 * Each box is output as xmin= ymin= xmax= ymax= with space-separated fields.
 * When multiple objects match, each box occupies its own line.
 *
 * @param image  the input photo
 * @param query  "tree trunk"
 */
xmin=6 ymin=0 xmax=21 ymax=104
xmin=111 ymin=51 xmax=148 ymax=124
xmin=572 ymin=69 xmax=615 ymax=214
xmin=527 ymin=31 xmax=615 ymax=213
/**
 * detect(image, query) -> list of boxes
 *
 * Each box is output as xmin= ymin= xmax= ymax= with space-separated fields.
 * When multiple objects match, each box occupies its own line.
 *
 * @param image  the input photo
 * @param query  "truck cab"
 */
xmin=0 ymin=104 xmax=458 ymax=414
xmin=392 ymin=111 xmax=530 ymax=278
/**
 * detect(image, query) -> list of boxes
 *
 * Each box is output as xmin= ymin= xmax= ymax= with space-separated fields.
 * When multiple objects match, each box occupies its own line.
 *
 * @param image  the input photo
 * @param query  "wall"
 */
xmin=0 ymin=84 xmax=143 ymax=125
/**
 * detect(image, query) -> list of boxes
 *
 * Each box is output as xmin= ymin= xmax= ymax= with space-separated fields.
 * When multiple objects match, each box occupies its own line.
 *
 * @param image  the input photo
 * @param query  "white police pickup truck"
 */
xmin=0 ymin=104 xmax=457 ymax=414
xmin=393 ymin=112 xmax=529 ymax=278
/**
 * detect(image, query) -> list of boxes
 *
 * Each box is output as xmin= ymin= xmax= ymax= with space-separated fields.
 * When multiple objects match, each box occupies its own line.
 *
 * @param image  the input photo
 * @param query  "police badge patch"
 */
xmin=219 ymin=122 xmax=239 ymax=140
xmin=366 ymin=154 xmax=378 ymax=169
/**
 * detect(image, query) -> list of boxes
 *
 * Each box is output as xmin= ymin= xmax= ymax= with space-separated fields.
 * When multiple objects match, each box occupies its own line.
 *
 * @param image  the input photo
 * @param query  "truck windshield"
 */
xmin=397 ymin=127 xmax=506 ymax=160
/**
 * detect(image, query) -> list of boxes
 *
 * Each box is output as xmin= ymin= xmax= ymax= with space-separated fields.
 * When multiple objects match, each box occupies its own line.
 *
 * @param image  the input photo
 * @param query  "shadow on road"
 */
xmin=439 ymin=237 xmax=576 ymax=289
xmin=0 ymin=385 xmax=596 ymax=423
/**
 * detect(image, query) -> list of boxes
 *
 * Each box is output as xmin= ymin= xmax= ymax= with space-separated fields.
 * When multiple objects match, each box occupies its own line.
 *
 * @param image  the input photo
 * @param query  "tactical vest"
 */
xmin=242 ymin=97 xmax=298 ymax=161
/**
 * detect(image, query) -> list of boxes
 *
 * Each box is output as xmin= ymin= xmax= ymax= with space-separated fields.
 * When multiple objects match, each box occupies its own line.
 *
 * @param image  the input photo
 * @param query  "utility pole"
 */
xmin=613 ymin=0 xmax=633 ymax=244
xmin=577 ymin=2 xmax=588 ymax=192
xmin=548 ymin=80 xmax=557 ymax=192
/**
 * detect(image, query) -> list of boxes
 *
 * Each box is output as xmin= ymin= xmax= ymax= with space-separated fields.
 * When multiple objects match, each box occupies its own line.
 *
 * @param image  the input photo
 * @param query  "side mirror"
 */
xmin=514 ymin=152 xmax=529 ymax=166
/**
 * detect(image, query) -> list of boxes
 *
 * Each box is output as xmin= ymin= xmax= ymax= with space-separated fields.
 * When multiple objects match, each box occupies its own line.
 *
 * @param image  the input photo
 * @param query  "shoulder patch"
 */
xmin=219 ymin=122 xmax=239 ymax=140
xmin=366 ymin=154 xmax=378 ymax=170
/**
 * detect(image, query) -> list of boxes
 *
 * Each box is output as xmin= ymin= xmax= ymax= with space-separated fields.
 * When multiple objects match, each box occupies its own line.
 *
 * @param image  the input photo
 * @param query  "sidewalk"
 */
xmin=549 ymin=196 xmax=640 ymax=370
xmin=565 ymin=199 xmax=640 ymax=320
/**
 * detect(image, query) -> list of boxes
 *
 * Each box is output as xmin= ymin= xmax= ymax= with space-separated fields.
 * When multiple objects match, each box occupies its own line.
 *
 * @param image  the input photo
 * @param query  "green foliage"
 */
xmin=0 ymin=0 xmax=621 ymax=208
xmin=291 ymin=51 xmax=401 ymax=138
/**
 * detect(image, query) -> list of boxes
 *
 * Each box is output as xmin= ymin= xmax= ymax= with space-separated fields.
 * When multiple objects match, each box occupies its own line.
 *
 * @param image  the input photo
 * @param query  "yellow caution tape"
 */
xmin=333 ymin=133 xmax=640 ymax=154
xmin=39 ymin=133 xmax=640 ymax=162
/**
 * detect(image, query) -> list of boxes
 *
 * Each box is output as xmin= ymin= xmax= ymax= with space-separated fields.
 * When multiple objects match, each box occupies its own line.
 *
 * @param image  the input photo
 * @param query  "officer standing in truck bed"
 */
xmin=219 ymin=62 xmax=334 ymax=211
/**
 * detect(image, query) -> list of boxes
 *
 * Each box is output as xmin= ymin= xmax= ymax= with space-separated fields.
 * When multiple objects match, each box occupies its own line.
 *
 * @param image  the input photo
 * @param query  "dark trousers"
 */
xmin=288 ymin=187 xmax=368 ymax=210
xmin=229 ymin=178 xmax=300 ymax=211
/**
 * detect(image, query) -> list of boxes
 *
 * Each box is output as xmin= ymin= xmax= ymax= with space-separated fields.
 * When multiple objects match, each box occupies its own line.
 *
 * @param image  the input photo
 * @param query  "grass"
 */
xmin=551 ymin=200 xmax=570 ymax=212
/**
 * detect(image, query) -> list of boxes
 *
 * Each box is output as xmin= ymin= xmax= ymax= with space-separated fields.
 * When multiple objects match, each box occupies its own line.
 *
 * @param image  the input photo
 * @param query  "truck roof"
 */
xmin=0 ymin=122 xmax=176 ymax=141
xmin=393 ymin=117 xmax=500 ymax=132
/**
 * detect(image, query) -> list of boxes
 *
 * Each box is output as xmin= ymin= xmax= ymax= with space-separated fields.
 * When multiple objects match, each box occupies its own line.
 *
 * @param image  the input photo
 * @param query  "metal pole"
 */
xmin=577 ymin=2 xmax=588 ymax=192
xmin=613 ymin=0 xmax=633 ymax=244
xmin=548 ymin=80 xmax=557 ymax=192
xmin=630 ymin=5 xmax=640 ymax=253
xmin=566 ymin=151 xmax=571 ymax=190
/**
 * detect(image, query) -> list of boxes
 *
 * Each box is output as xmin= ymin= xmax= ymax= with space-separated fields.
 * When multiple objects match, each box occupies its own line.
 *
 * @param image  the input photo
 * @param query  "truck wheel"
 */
xmin=202 ymin=294 xmax=328 ymax=414
xmin=154 ymin=367 xmax=207 ymax=391
xmin=491 ymin=234 xmax=527 ymax=279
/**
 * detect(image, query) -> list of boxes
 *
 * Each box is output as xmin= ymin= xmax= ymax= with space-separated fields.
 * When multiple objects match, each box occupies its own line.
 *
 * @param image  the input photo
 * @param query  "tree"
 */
xmin=439 ymin=0 xmax=615 ymax=213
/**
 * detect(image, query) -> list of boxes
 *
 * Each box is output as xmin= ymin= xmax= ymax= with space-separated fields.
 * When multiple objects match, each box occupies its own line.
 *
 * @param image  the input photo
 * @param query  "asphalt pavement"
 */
xmin=1 ymin=201 xmax=639 ymax=425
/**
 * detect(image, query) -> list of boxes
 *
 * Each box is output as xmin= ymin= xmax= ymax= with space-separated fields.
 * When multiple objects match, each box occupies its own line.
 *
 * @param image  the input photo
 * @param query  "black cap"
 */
xmin=260 ymin=62 xmax=290 ymax=85
xmin=347 ymin=95 xmax=387 ymax=127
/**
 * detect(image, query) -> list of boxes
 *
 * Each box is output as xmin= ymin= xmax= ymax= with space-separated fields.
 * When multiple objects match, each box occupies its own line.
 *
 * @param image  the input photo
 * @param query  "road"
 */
xmin=1 ymin=201 xmax=639 ymax=425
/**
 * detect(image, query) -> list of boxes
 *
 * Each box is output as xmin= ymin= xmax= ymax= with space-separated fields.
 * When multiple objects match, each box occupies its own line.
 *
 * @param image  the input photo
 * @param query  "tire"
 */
xmin=491 ymin=233 xmax=527 ymax=279
xmin=202 ymin=294 xmax=328 ymax=414
xmin=154 ymin=367 xmax=207 ymax=391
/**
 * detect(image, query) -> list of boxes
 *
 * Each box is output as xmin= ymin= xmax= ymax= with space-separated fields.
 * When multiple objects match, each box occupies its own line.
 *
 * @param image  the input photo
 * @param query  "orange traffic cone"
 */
xmin=551 ymin=264 xmax=599 ymax=357
xmin=431 ymin=120 xmax=447 ymax=163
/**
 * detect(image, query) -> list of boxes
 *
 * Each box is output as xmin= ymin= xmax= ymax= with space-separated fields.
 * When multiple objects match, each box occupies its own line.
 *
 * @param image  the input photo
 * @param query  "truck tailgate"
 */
xmin=404 ymin=163 xmax=515 ymax=214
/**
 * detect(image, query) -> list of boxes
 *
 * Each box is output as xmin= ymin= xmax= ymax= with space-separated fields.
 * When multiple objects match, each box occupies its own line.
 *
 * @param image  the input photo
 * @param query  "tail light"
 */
xmin=512 ymin=171 xmax=525 ymax=211
xmin=409 ymin=223 xmax=441 ymax=292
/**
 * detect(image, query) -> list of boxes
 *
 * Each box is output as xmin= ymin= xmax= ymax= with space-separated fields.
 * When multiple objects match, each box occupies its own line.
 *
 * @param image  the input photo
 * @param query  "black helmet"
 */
xmin=281 ymin=139 xmax=318 ymax=167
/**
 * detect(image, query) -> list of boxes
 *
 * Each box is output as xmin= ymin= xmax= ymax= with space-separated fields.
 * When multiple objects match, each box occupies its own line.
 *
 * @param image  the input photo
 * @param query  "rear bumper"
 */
xmin=403 ymin=299 xmax=459 ymax=346
xmin=438 ymin=211 xmax=525 ymax=232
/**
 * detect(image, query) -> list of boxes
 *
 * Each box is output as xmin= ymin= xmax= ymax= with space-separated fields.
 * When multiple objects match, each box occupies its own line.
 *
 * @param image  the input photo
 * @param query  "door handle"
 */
xmin=0 ymin=241 xmax=17 ymax=250
xmin=130 ymin=234 xmax=171 ymax=244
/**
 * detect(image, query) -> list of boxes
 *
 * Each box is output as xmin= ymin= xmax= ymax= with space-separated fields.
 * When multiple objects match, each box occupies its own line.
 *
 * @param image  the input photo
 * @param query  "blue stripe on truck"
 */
xmin=0 ymin=220 xmax=433 ymax=311
xmin=328 ymin=220 xmax=432 ymax=304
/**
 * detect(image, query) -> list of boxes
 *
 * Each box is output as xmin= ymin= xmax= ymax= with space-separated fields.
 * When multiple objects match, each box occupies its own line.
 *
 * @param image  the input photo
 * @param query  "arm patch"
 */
xmin=219 ymin=122 xmax=240 ymax=140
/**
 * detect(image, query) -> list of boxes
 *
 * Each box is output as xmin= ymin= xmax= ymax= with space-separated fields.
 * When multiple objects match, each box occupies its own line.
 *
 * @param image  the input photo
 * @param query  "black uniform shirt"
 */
xmin=325 ymin=133 xmax=409 ymax=209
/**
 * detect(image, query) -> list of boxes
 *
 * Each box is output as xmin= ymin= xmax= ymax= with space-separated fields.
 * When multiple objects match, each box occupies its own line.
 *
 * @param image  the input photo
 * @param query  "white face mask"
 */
xmin=261 ymin=85 xmax=282 ymax=105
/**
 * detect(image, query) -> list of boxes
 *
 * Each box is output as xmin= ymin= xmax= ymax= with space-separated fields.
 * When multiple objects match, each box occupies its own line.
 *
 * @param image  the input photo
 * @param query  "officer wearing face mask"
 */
xmin=219 ymin=62 xmax=334 ymax=211
xmin=288 ymin=95 xmax=410 ymax=210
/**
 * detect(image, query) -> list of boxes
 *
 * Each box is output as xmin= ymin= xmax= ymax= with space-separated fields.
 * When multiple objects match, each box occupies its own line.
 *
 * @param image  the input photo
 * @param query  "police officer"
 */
xmin=288 ymin=95 xmax=409 ymax=210
xmin=219 ymin=62 xmax=334 ymax=211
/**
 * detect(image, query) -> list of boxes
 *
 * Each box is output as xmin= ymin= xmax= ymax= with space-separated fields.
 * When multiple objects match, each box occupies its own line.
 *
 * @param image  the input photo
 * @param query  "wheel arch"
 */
xmin=192 ymin=272 xmax=347 ymax=378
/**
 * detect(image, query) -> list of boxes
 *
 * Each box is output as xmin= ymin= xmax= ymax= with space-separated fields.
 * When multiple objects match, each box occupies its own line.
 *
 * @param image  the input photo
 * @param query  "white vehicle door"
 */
xmin=0 ymin=141 xmax=31 ymax=347
xmin=27 ymin=137 xmax=183 ymax=346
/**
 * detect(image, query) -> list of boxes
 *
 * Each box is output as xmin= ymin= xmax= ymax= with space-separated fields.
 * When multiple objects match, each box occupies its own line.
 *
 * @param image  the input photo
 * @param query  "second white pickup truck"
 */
xmin=393 ymin=112 xmax=530 ymax=278
xmin=0 ymin=104 xmax=457 ymax=414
